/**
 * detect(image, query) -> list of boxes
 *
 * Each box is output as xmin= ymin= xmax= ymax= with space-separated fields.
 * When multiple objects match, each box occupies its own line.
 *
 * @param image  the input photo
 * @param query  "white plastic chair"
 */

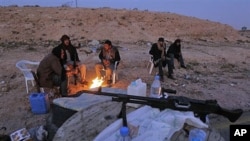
xmin=16 ymin=60 xmax=40 ymax=94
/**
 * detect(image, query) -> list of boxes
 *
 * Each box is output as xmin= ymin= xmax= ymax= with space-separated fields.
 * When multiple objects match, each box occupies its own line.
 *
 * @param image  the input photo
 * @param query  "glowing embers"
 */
xmin=90 ymin=77 xmax=104 ymax=89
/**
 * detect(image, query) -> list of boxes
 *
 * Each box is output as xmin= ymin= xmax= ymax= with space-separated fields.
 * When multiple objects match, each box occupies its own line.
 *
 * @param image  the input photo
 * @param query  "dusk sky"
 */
xmin=1 ymin=0 xmax=249 ymax=30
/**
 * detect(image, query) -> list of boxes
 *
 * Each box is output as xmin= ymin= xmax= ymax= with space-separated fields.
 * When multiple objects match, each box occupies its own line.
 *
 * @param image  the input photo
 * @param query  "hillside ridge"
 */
xmin=0 ymin=7 xmax=248 ymax=44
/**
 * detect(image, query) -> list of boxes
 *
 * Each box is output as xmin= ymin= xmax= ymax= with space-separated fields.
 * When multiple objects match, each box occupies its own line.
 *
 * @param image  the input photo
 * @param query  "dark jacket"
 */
xmin=167 ymin=40 xmax=181 ymax=57
xmin=57 ymin=43 xmax=80 ymax=65
xmin=37 ymin=48 xmax=62 ymax=88
xmin=99 ymin=46 xmax=121 ymax=65
xmin=149 ymin=43 xmax=167 ymax=61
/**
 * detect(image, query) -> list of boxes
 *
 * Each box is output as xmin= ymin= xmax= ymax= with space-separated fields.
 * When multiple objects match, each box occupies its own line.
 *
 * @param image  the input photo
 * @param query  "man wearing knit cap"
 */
xmin=149 ymin=37 xmax=174 ymax=81
xmin=57 ymin=34 xmax=88 ymax=85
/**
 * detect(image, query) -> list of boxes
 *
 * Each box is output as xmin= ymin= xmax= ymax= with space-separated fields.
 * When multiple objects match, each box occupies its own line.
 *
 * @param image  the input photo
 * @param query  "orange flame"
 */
xmin=89 ymin=77 xmax=104 ymax=89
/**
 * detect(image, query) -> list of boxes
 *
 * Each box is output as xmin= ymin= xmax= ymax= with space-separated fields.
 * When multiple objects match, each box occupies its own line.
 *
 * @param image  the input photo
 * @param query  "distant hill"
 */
xmin=0 ymin=7 xmax=248 ymax=44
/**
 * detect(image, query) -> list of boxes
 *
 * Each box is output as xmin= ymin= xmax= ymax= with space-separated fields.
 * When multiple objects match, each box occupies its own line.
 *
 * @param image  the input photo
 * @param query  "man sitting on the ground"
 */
xmin=95 ymin=40 xmax=121 ymax=85
xmin=149 ymin=37 xmax=174 ymax=81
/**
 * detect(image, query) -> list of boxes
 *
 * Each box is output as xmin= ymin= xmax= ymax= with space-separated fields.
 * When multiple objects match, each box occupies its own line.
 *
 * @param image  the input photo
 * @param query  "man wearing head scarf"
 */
xmin=95 ymin=40 xmax=121 ymax=85
xmin=37 ymin=46 xmax=67 ymax=96
xmin=149 ymin=37 xmax=174 ymax=81
xmin=57 ymin=34 xmax=87 ymax=85
xmin=167 ymin=39 xmax=187 ymax=69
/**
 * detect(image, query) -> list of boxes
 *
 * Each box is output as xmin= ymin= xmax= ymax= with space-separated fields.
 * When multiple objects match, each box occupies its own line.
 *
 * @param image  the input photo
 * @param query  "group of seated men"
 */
xmin=36 ymin=35 xmax=185 ymax=96
xmin=37 ymin=34 xmax=121 ymax=96
xmin=149 ymin=37 xmax=186 ymax=82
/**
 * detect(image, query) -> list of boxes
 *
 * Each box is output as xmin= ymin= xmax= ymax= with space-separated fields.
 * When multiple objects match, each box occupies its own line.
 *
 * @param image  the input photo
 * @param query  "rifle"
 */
xmin=80 ymin=87 xmax=243 ymax=127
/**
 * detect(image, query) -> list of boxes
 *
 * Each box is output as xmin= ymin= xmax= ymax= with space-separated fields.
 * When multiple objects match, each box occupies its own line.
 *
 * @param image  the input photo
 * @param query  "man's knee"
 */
xmin=106 ymin=68 xmax=112 ymax=73
xmin=52 ymin=75 xmax=61 ymax=86
xmin=79 ymin=64 xmax=86 ymax=69
xmin=105 ymin=68 xmax=113 ymax=78
xmin=78 ymin=64 xmax=86 ymax=74
xmin=95 ymin=63 xmax=103 ymax=70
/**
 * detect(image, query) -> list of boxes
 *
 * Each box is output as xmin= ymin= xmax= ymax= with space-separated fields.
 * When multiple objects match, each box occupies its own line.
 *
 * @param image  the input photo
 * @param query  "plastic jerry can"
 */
xmin=127 ymin=79 xmax=147 ymax=108
xmin=29 ymin=93 xmax=49 ymax=114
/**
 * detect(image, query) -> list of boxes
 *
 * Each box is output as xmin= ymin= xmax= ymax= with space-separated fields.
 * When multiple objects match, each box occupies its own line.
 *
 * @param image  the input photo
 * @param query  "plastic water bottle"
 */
xmin=119 ymin=126 xmax=131 ymax=141
xmin=189 ymin=128 xmax=206 ymax=141
xmin=150 ymin=75 xmax=162 ymax=98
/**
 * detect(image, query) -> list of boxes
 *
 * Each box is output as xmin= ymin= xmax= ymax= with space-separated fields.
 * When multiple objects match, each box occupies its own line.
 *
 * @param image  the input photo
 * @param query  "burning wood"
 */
xmin=90 ymin=77 xmax=104 ymax=89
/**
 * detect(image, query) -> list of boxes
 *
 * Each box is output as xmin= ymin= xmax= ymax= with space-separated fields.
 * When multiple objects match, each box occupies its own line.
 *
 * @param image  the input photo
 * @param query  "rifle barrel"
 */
xmin=79 ymin=87 xmax=243 ymax=123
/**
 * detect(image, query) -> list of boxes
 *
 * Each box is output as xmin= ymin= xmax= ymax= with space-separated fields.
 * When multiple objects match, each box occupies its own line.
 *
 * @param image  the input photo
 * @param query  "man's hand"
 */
xmin=66 ymin=64 xmax=74 ymax=70
xmin=66 ymin=64 xmax=78 ymax=75
xmin=76 ymin=61 xmax=81 ymax=66
xmin=103 ymin=59 xmax=110 ymax=66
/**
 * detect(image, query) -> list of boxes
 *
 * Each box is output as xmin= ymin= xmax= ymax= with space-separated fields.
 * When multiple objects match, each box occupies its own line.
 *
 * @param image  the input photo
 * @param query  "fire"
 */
xmin=89 ymin=77 xmax=104 ymax=89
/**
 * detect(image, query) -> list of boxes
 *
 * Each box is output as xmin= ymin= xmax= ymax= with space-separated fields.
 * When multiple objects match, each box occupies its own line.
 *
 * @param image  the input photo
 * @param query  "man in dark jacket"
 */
xmin=167 ymin=39 xmax=186 ymax=69
xmin=95 ymin=40 xmax=121 ymax=85
xmin=149 ymin=37 xmax=174 ymax=81
xmin=57 ymin=35 xmax=87 ymax=84
xmin=37 ymin=46 xmax=67 ymax=96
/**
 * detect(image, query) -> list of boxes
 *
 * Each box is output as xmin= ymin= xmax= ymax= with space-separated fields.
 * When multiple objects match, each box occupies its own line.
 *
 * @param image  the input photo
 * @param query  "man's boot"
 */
xmin=160 ymin=75 xmax=164 ymax=82
xmin=181 ymin=65 xmax=187 ymax=69
xmin=168 ymin=74 xmax=175 ymax=80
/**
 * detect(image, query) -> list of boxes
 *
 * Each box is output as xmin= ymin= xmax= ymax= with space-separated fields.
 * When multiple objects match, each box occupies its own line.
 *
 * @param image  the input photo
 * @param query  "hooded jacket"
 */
xmin=167 ymin=39 xmax=181 ymax=56
xmin=37 ymin=47 xmax=63 ymax=88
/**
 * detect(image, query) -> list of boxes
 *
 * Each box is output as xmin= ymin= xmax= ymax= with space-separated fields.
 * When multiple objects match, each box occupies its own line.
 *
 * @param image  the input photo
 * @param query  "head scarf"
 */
xmin=52 ymin=47 xmax=62 ymax=59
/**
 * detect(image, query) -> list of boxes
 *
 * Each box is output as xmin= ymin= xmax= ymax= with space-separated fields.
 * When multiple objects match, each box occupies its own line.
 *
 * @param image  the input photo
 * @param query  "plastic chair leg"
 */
xmin=31 ymin=80 xmax=35 ymax=86
xmin=25 ymin=80 xmax=29 ymax=94
xmin=116 ymin=73 xmax=119 ymax=80
xmin=149 ymin=63 xmax=154 ymax=74
xmin=112 ymin=72 xmax=116 ymax=84
xmin=112 ymin=71 xmax=119 ymax=84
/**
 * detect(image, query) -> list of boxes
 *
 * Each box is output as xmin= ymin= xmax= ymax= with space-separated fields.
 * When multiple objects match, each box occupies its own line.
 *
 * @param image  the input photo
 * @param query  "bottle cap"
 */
xmin=189 ymin=128 xmax=206 ymax=141
xmin=120 ymin=126 xmax=129 ymax=137
xmin=131 ymin=81 xmax=136 ymax=86
xmin=154 ymin=75 xmax=160 ymax=80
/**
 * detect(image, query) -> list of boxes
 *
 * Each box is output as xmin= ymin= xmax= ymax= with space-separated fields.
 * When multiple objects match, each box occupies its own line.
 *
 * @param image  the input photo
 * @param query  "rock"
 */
xmin=0 ymin=81 xmax=9 ymax=92
xmin=88 ymin=40 xmax=100 ymax=46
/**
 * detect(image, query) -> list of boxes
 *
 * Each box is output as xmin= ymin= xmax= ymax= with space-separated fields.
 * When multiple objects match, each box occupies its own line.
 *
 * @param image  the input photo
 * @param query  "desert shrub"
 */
xmin=220 ymin=63 xmax=235 ymax=70
xmin=12 ymin=31 xmax=19 ymax=34
xmin=78 ymin=22 xmax=83 ymax=26
xmin=120 ymin=16 xmax=126 ymax=20
xmin=27 ymin=46 xmax=36 ymax=51
xmin=189 ymin=60 xmax=200 ymax=66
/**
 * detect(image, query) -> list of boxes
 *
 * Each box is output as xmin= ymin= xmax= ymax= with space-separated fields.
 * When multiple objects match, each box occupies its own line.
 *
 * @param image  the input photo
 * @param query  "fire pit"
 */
xmin=67 ymin=76 xmax=105 ymax=96
xmin=90 ymin=77 xmax=104 ymax=89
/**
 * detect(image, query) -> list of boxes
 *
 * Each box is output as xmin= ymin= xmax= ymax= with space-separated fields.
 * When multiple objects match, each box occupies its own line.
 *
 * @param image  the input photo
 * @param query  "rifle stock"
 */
xmin=167 ymin=97 xmax=243 ymax=123
xmin=80 ymin=87 xmax=243 ymax=123
xmin=216 ymin=108 xmax=243 ymax=123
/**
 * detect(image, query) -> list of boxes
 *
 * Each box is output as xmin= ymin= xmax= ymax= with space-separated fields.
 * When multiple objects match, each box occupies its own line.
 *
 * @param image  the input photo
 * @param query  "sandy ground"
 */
xmin=0 ymin=7 xmax=250 ymax=138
